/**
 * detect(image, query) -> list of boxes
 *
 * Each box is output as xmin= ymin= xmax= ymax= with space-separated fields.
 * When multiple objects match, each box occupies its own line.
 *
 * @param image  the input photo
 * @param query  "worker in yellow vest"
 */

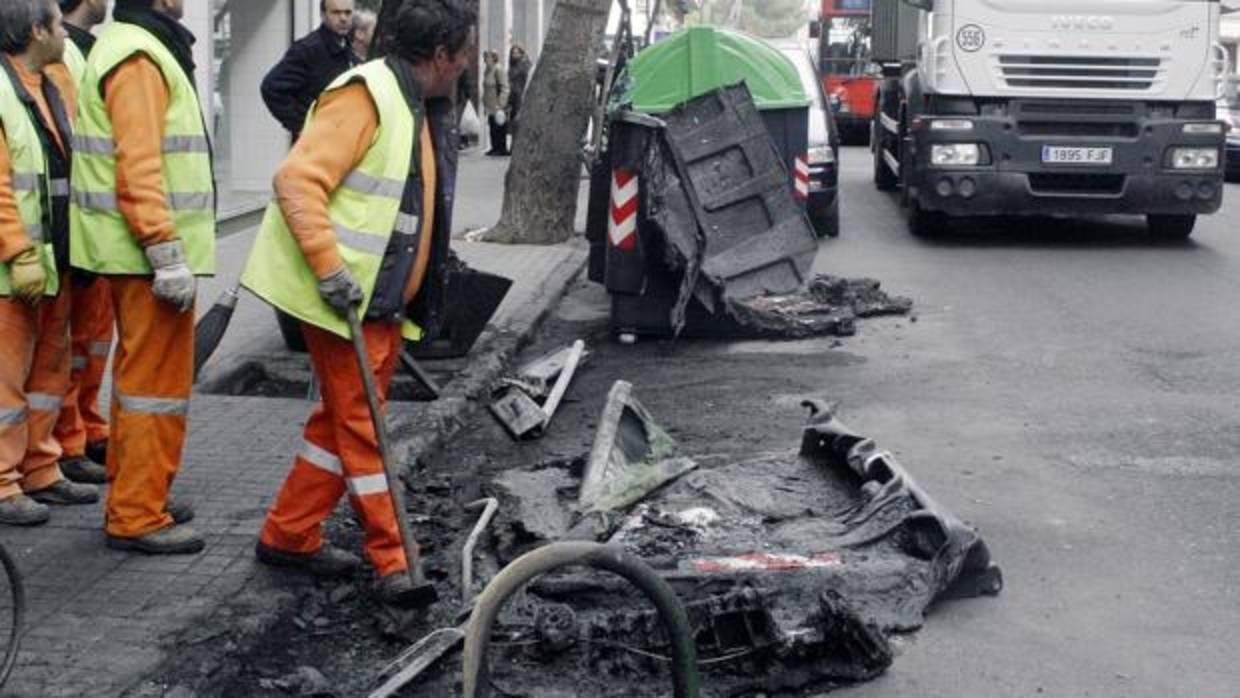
xmin=52 ymin=0 xmax=112 ymax=485
xmin=241 ymin=0 xmax=475 ymax=604
xmin=69 ymin=0 xmax=214 ymax=554
xmin=1 ymin=0 xmax=100 ymax=527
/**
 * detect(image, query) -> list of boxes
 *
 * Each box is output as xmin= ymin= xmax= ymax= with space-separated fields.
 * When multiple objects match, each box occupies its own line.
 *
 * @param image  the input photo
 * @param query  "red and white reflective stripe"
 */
xmin=608 ymin=168 xmax=639 ymax=251
xmin=691 ymin=551 xmax=842 ymax=574
xmin=792 ymin=155 xmax=810 ymax=200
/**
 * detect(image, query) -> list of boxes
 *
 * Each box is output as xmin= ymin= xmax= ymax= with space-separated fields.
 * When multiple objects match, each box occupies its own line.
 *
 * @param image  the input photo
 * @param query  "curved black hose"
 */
xmin=462 ymin=541 xmax=699 ymax=698
xmin=0 ymin=541 xmax=25 ymax=690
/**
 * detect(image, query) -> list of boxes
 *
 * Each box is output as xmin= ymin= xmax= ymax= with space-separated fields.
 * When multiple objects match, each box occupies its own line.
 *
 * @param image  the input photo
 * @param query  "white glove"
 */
xmin=493 ymin=109 xmax=507 ymax=127
xmin=144 ymin=240 xmax=196 ymax=313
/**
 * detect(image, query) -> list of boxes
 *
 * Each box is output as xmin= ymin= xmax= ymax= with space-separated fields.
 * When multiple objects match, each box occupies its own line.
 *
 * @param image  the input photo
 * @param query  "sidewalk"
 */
xmin=0 ymin=150 xmax=587 ymax=697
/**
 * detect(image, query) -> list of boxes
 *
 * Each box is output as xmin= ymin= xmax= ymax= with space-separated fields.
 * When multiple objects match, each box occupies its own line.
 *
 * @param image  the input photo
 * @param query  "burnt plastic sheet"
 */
xmin=482 ymin=404 xmax=1002 ymax=696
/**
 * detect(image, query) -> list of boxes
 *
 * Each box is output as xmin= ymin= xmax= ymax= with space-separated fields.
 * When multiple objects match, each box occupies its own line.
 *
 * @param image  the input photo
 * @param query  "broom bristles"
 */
xmin=193 ymin=288 xmax=240 ymax=381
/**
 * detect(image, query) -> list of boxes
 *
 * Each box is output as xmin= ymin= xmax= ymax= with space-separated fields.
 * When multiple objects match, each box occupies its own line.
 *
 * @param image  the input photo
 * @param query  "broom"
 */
xmin=193 ymin=284 xmax=240 ymax=381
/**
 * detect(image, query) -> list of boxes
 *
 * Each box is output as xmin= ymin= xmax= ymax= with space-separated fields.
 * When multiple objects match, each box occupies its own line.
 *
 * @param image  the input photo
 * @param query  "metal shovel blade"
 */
xmin=368 ymin=625 xmax=466 ymax=698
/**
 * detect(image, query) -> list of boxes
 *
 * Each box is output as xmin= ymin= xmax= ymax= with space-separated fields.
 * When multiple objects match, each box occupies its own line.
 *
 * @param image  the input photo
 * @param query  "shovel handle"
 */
xmin=345 ymin=306 xmax=423 ymax=586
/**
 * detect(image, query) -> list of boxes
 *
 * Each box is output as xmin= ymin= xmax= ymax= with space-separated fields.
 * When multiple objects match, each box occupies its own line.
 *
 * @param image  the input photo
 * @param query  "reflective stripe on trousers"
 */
xmin=104 ymin=278 xmax=192 ymax=538
xmin=259 ymin=320 xmax=411 ymax=576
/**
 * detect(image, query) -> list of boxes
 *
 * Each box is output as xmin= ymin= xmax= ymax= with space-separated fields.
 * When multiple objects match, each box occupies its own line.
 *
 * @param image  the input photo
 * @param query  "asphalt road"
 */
xmin=800 ymin=148 xmax=1240 ymax=697
xmin=483 ymin=147 xmax=1240 ymax=697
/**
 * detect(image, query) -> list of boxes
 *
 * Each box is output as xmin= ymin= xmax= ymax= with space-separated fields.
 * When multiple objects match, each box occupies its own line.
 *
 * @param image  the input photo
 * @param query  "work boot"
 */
xmin=59 ymin=456 xmax=107 ymax=484
xmin=85 ymin=440 xmax=107 ymax=466
xmin=255 ymin=541 xmax=361 ymax=578
xmin=106 ymin=524 xmax=205 ymax=555
xmin=166 ymin=497 xmax=194 ymax=524
xmin=0 ymin=493 xmax=51 ymax=526
xmin=28 ymin=479 xmax=99 ymax=505
xmin=376 ymin=571 xmax=439 ymax=608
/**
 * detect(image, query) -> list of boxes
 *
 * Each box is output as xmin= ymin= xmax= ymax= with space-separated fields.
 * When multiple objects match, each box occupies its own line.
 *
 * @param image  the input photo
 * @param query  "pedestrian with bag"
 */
xmin=240 ymin=0 xmax=475 ymax=605
xmin=482 ymin=49 xmax=509 ymax=156
xmin=69 ymin=0 xmax=214 ymax=553
xmin=1 ymin=0 xmax=100 ymax=527
xmin=51 ymin=0 xmax=112 ymax=486
xmin=261 ymin=0 xmax=359 ymax=141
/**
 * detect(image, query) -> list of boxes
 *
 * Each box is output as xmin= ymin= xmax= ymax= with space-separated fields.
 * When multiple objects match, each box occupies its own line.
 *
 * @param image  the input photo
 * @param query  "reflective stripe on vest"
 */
xmin=0 ymin=58 xmax=60 ymax=298
xmin=90 ymin=340 xmax=111 ymax=356
xmin=69 ymin=22 xmax=215 ymax=277
xmin=240 ymin=60 xmax=423 ymax=344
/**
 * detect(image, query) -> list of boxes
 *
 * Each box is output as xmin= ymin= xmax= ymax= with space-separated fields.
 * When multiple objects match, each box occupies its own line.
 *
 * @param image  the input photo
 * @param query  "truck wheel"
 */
xmin=1147 ymin=214 xmax=1196 ymax=240
xmin=275 ymin=308 xmax=308 ymax=352
xmin=909 ymin=199 xmax=949 ymax=238
xmin=873 ymin=120 xmax=898 ymax=191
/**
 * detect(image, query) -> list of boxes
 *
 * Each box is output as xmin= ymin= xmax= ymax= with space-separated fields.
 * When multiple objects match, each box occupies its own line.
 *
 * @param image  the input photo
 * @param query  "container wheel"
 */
xmin=1147 ymin=214 xmax=1196 ymax=240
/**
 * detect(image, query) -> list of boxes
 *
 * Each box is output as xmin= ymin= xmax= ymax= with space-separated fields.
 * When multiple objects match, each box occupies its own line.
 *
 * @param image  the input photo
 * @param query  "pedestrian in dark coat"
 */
xmin=507 ymin=44 xmax=532 ymax=140
xmin=260 ymin=0 xmax=359 ymax=140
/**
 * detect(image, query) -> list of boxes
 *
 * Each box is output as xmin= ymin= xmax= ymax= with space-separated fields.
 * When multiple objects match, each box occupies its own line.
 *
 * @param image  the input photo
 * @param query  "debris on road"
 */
xmin=474 ymin=399 xmax=1000 ymax=695
xmin=490 ymin=340 xmax=587 ymax=439
xmin=726 ymin=275 xmax=914 ymax=338
xmin=578 ymin=380 xmax=698 ymax=516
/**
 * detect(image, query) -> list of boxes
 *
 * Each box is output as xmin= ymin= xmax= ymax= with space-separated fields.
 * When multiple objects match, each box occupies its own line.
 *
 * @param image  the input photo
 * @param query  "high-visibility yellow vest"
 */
xmin=0 ymin=59 xmax=60 ymax=298
xmin=69 ymin=22 xmax=215 ymax=276
xmin=241 ymin=60 xmax=424 ymax=342
xmin=62 ymin=39 xmax=86 ymax=85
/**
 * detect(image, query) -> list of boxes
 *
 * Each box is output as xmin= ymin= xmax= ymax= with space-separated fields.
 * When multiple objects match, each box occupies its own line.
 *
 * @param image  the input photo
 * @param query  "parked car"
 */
xmin=771 ymin=40 xmax=841 ymax=238
xmin=1219 ymin=95 xmax=1240 ymax=182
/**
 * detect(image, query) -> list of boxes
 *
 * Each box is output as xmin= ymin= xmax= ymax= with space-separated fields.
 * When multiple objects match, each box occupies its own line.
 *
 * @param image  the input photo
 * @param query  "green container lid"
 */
xmin=618 ymin=25 xmax=809 ymax=114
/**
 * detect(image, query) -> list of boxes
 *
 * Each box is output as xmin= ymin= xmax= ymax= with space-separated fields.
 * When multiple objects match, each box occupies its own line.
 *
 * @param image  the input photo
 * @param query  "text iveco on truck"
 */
xmin=870 ymin=0 xmax=1232 ymax=238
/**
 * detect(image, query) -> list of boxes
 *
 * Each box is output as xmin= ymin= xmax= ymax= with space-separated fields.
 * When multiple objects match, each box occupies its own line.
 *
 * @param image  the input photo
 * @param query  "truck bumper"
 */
xmin=910 ymin=105 xmax=1225 ymax=217
xmin=915 ymin=170 xmax=1223 ymax=217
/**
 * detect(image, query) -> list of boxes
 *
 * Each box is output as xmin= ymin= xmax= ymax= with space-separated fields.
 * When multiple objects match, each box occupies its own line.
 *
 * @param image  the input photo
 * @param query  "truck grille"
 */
xmin=997 ymin=55 xmax=1162 ymax=91
xmin=1028 ymin=173 xmax=1125 ymax=195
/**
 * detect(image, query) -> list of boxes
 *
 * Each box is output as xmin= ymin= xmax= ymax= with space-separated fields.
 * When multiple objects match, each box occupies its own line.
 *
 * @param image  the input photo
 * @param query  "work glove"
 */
xmin=144 ymin=239 xmax=196 ymax=313
xmin=493 ymin=109 xmax=507 ymax=127
xmin=8 ymin=247 xmax=47 ymax=305
xmin=317 ymin=266 xmax=364 ymax=317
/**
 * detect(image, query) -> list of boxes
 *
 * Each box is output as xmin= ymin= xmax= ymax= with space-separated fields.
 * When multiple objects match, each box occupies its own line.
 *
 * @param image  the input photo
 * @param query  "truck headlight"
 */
xmin=808 ymin=145 xmax=835 ymax=164
xmin=1182 ymin=122 xmax=1224 ymax=135
xmin=1169 ymin=147 xmax=1219 ymax=169
xmin=931 ymin=143 xmax=981 ymax=166
xmin=930 ymin=119 xmax=974 ymax=131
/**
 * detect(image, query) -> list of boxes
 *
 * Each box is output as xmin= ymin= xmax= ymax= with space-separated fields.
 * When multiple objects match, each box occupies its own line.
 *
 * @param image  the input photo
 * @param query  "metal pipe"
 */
xmin=461 ymin=497 xmax=499 ymax=604
xmin=462 ymin=541 xmax=699 ymax=698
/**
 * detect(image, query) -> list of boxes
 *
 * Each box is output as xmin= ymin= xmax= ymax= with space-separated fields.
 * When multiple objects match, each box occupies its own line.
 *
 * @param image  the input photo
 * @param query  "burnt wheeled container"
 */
xmin=585 ymin=26 xmax=820 ymax=339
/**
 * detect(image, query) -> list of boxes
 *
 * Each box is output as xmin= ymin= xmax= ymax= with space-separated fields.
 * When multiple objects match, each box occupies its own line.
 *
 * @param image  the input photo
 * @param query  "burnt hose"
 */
xmin=462 ymin=541 xmax=699 ymax=698
xmin=0 ymin=541 xmax=24 ymax=690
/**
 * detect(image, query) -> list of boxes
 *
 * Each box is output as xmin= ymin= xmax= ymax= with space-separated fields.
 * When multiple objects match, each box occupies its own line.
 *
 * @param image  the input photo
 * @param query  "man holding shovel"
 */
xmin=240 ymin=0 xmax=474 ymax=606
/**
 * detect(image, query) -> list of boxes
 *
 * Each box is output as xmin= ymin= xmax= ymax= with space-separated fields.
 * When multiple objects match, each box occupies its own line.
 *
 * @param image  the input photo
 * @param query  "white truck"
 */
xmin=870 ymin=0 xmax=1232 ymax=238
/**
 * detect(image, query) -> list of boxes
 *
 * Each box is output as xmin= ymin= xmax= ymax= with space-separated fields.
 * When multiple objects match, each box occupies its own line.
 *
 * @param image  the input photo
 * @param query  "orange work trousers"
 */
xmin=260 ymin=320 xmax=412 ymax=577
xmin=104 ymin=277 xmax=193 ymax=538
xmin=0 ymin=290 xmax=71 ymax=500
xmin=53 ymin=277 xmax=113 ymax=457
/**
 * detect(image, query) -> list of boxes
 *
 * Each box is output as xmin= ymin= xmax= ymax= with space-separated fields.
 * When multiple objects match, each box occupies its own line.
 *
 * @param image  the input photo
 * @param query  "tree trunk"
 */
xmin=482 ymin=0 xmax=613 ymax=244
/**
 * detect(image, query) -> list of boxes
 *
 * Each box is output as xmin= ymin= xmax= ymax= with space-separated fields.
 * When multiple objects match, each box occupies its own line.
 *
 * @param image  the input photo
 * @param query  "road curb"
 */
xmin=388 ymin=242 xmax=589 ymax=473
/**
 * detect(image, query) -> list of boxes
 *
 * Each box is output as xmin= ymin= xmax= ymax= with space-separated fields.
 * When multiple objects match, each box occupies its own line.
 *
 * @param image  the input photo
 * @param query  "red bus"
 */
xmin=817 ymin=0 xmax=875 ymax=144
